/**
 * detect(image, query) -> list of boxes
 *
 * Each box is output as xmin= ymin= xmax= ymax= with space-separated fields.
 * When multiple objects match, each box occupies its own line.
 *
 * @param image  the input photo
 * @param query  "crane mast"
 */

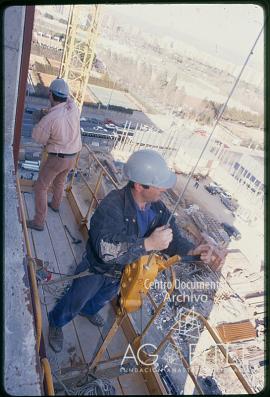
xmin=60 ymin=4 xmax=101 ymax=112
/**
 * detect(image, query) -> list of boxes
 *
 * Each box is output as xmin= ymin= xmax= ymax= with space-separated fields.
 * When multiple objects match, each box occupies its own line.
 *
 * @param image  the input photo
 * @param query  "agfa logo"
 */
xmin=121 ymin=343 xmax=158 ymax=367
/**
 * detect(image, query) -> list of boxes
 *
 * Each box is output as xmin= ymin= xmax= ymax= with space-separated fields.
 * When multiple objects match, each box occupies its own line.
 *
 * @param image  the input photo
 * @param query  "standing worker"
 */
xmin=27 ymin=78 xmax=82 ymax=231
xmin=47 ymin=149 xmax=223 ymax=353
xmin=194 ymin=180 xmax=200 ymax=189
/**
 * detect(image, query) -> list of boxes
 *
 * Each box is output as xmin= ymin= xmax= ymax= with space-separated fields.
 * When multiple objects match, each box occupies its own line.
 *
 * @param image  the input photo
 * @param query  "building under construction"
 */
xmin=4 ymin=5 xmax=265 ymax=395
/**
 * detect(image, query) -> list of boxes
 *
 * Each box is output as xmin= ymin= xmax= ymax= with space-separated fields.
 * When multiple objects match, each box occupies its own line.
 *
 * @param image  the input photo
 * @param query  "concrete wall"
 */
xmin=4 ymin=6 xmax=42 ymax=395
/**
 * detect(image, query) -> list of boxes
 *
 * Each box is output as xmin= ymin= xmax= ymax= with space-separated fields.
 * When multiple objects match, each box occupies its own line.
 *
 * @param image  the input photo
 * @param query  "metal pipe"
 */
xmin=131 ymin=124 xmax=141 ymax=152
xmin=83 ymin=169 xmax=103 ymax=222
xmin=83 ymin=144 xmax=119 ymax=189
xmin=28 ymin=257 xmax=42 ymax=350
xmin=154 ymin=308 xmax=254 ymax=394
xmin=113 ymin=132 xmax=118 ymax=149
xmin=191 ymin=311 xmax=254 ymax=394
xmin=89 ymin=314 xmax=125 ymax=370
xmin=117 ymin=121 xmax=128 ymax=150
xmin=76 ymin=169 xmax=99 ymax=204
xmin=41 ymin=358 xmax=55 ymax=395
xmin=121 ymin=121 xmax=131 ymax=151
xmin=169 ymin=337 xmax=204 ymax=395
xmin=146 ymin=326 xmax=204 ymax=394
xmin=16 ymin=177 xmax=32 ymax=255
xmin=152 ymin=327 xmax=175 ymax=356
xmin=13 ymin=6 xmax=35 ymax=171
xmin=146 ymin=291 xmax=157 ymax=310
xmin=16 ymin=176 xmax=42 ymax=351
xmin=138 ymin=128 xmax=146 ymax=151
xmin=139 ymin=268 xmax=176 ymax=340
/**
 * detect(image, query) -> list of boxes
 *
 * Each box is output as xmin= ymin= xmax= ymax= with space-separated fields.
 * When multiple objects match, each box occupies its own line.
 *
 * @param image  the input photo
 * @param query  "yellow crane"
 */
xmin=59 ymin=4 xmax=102 ymax=112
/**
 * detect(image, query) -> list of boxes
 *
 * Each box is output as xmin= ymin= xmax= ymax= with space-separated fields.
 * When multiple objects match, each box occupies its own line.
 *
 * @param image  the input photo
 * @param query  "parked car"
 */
xmin=90 ymin=118 xmax=100 ymax=124
xmin=93 ymin=126 xmax=108 ymax=132
xmin=105 ymin=123 xmax=117 ymax=130
xmin=221 ymin=223 xmax=241 ymax=240
xmin=25 ymin=106 xmax=37 ymax=114
xmin=220 ymin=195 xmax=238 ymax=211
xmin=219 ymin=189 xmax=232 ymax=199
xmin=204 ymin=185 xmax=220 ymax=195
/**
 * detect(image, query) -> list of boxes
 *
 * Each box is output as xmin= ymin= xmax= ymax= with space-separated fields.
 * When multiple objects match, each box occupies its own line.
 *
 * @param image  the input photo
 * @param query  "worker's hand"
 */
xmin=32 ymin=108 xmax=49 ymax=124
xmin=189 ymin=244 xmax=228 ymax=271
xmin=144 ymin=226 xmax=173 ymax=252
xmin=189 ymin=244 xmax=214 ymax=263
xmin=41 ymin=108 xmax=49 ymax=115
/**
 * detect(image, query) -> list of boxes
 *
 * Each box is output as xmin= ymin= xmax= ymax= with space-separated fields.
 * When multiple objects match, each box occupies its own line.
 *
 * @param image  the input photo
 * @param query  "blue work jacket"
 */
xmin=86 ymin=184 xmax=194 ymax=277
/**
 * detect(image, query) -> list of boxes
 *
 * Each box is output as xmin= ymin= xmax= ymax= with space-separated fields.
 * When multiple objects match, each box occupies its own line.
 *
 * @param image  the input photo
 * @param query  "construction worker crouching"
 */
xmin=48 ymin=149 xmax=216 ymax=353
xmin=27 ymin=77 xmax=82 ymax=231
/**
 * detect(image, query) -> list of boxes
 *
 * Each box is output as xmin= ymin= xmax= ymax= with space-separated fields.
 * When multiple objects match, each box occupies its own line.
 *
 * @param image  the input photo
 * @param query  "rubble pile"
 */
xmin=190 ymin=210 xmax=230 ymax=246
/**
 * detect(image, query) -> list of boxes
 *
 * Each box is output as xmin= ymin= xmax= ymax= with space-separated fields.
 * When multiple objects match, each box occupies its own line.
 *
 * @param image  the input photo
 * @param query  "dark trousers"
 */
xmin=48 ymin=254 xmax=120 ymax=328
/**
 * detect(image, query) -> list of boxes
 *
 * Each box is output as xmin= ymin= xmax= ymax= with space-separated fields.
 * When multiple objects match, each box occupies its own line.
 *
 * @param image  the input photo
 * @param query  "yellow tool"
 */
xmin=119 ymin=254 xmax=181 ymax=313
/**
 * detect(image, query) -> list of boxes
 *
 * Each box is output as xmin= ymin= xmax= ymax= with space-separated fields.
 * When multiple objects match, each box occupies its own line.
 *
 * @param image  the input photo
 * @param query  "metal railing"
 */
xmin=150 ymin=309 xmax=254 ymax=394
xmin=66 ymin=144 xmax=119 ymax=227
xmin=16 ymin=175 xmax=55 ymax=395
xmin=112 ymin=122 xmax=178 ymax=162
xmin=63 ymin=145 xmax=254 ymax=394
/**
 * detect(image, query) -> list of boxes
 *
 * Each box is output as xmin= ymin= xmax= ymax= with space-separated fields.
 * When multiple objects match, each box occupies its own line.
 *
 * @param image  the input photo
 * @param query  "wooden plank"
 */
xmin=109 ymin=378 xmax=124 ymax=396
xmin=23 ymin=192 xmax=158 ymax=394
xmin=99 ymin=304 xmax=128 ymax=357
xmin=24 ymin=192 xmax=62 ymax=373
xmin=98 ymin=304 xmax=151 ymax=395
xmin=120 ymin=373 xmax=150 ymax=395
xmin=65 ymin=189 xmax=89 ymax=241
xmin=58 ymin=197 xmax=86 ymax=264
xmin=52 ymin=196 xmax=112 ymax=370
xmin=73 ymin=315 xmax=123 ymax=395
xmin=24 ymin=193 xmax=85 ymax=373
xmin=45 ymin=198 xmax=86 ymax=370
xmin=72 ymin=315 xmax=109 ymax=363
xmin=20 ymin=179 xmax=35 ymax=192
xmin=22 ymin=192 xmax=36 ymax=256
xmin=44 ymin=196 xmax=122 ymax=394
xmin=111 ymin=301 xmax=167 ymax=395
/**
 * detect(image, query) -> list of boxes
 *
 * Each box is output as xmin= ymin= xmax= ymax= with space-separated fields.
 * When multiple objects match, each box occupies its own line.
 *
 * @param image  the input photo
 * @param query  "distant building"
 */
xmin=220 ymin=148 xmax=264 ymax=197
xmin=211 ymin=145 xmax=264 ymax=222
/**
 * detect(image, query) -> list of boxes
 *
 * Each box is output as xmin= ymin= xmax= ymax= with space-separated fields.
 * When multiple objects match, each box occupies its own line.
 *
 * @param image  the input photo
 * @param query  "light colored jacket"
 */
xmin=32 ymin=98 xmax=82 ymax=154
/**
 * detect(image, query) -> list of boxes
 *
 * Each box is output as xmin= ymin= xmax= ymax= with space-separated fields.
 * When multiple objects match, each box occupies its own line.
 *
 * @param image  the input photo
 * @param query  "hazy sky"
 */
xmin=104 ymin=4 xmax=264 ymax=65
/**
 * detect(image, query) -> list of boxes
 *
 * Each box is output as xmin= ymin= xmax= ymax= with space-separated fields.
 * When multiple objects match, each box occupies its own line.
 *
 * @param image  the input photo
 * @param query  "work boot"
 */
xmin=48 ymin=202 xmax=59 ymax=213
xmin=48 ymin=325 xmax=63 ymax=353
xmin=26 ymin=220 xmax=44 ymax=231
xmin=79 ymin=312 xmax=105 ymax=327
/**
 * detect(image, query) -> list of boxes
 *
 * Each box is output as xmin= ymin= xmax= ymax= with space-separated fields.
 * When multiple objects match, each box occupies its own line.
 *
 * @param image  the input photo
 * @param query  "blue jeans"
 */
xmin=48 ymin=254 xmax=120 ymax=328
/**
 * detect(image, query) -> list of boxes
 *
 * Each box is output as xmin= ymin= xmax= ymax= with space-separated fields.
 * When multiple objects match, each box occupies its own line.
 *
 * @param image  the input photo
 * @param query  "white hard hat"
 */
xmin=123 ymin=149 xmax=176 ymax=189
xmin=49 ymin=78 xmax=69 ymax=98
